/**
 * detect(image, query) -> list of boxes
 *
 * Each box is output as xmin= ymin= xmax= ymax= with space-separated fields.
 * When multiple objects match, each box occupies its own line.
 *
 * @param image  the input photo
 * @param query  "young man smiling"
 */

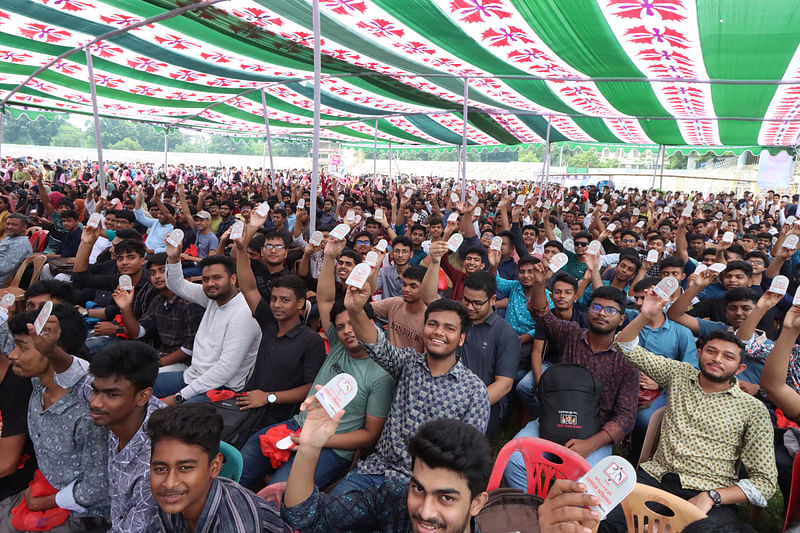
xmin=32 ymin=333 xmax=164 ymax=533
xmin=145 ymin=404 xmax=290 ymax=533
xmin=282 ymin=403 xmax=604 ymax=533
xmin=330 ymin=279 xmax=489 ymax=495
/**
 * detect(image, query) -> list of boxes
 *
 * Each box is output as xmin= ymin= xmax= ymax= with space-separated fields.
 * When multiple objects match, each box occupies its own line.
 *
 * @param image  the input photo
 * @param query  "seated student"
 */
xmin=282 ymin=408 xmax=603 ymax=533
xmin=437 ymin=245 xmax=488 ymax=303
xmin=516 ymin=272 xmax=589 ymax=418
xmin=145 ymin=404 xmax=291 ymax=533
xmin=36 ymin=336 xmax=163 ymax=533
xmin=41 ymin=209 xmax=82 ymax=281
xmin=600 ymin=291 xmax=778 ymax=532
xmin=377 ymin=236 xmax=414 ymax=299
xmin=331 ymin=281 xmax=490 ymax=495
xmin=238 ymin=236 xmax=393 ymax=490
xmin=134 ymin=187 xmax=174 ymax=254
xmin=0 ymin=322 xmax=37 ymax=532
xmin=77 ymin=228 xmax=143 ymax=286
xmin=155 ymin=240 xmax=261 ymax=404
xmin=8 ymin=305 xmax=109 ymax=528
xmin=424 ymin=241 xmax=519 ymax=437
xmin=504 ymin=261 xmax=639 ymax=489
xmin=0 ymin=214 xmax=31 ymax=288
xmin=113 ymin=253 xmax=204 ymax=369
xmin=578 ymin=249 xmax=639 ymax=308
xmin=371 ymin=264 xmax=427 ymax=353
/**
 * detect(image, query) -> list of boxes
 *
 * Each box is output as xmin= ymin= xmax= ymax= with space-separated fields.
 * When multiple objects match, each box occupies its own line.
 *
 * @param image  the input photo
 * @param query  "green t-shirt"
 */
xmin=294 ymin=325 xmax=395 ymax=460
xmin=565 ymin=250 xmax=588 ymax=279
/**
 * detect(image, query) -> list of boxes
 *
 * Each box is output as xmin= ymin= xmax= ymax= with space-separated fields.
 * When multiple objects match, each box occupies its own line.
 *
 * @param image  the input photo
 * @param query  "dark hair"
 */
xmin=518 ymin=255 xmax=541 ymax=269
xmin=724 ymin=260 xmax=752 ymax=278
xmin=7 ymin=213 xmax=27 ymax=224
xmin=272 ymin=274 xmax=306 ymax=300
xmin=702 ymin=329 xmax=746 ymax=364
xmin=647 ymin=234 xmax=666 ymax=245
xmin=25 ymin=280 xmax=77 ymax=305
xmin=264 ymin=229 xmax=290 ymax=247
xmin=60 ymin=209 xmax=78 ymax=221
xmin=428 ymin=215 xmax=443 ymax=227
xmin=221 ymin=200 xmax=235 ymax=211
xmin=551 ymin=271 xmax=578 ymax=292
xmin=633 ymin=277 xmax=659 ymax=292
xmin=590 ymin=285 xmax=628 ymax=312
xmin=272 ymin=207 xmax=286 ymax=218
xmin=147 ymin=404 xmax=223 ymax=461
xmin=573 ymin=231 xmax=592 ymax=243
xmin=410 ymin=224 xmax=427 ymax=235
xmin=464 ymin=246 xmax=487 ymax=265
xmin=756 ymin=232 xmax=773 ymax=241
xmin=543 ymin=240 xmax=564 ymax=253
xmin=199 ymin=255 xmax=235 ymax=276
xmin=659 ymin=255 xmax=685 ymax=270
xmin=687 ymin=232 xmax=706 ymax=243
xmin=115 ymin=239 xmax=147 ymax=258
xmin=726 ymin=244 xmax=745 ymax=258
xmin=9 ymin=304 xmax=86 ymax=354
xmin=402 ymin=265 xmax=427 ymax=283
xmin=91 ymin=341 xmax=160 ymax=391
xmin=146 ymin=253 xmax=168 ymax=268
xmin=464 ymin=271 xmax=496 ymax=299
xmin=745 ymin=251 xmax=769 ymax=265
xmin=702 ymin=247 xmax=717 ymax=257
xmin=330 ymin=299 xmax=374 ymax=325
xmin=618 ymin=249 xmax=641 ymax=270
xmin=114 ymin=228 xmax=142 ymax=241
xmin=724 ymin=287 xmax=758 ymax=306
xmin=392 ymin=236 xmax=413 ymax=250
xmin=742 ymin=233 xmax=757 ymax=241
xmin=424 ymin=298 xmax=471 ymax=334
xmin=249 ymin=233 xmax=266 ymax=251
xmin=115 ymin=209 xmax=135 ymax=223
xmin=160 ymin=203 xmax=176 ymax=216
xmin=682 ymin=517 xmax=756 ymax=533
xmin=408 ymin=419 xmax=491 ymax=499
xmin=339 ymin=248 xmax=362 ymax=265
xmin=619 ymin=229 xmax=639 ymax=242
xmin=352 ymin=231 xmax=373 ymax=244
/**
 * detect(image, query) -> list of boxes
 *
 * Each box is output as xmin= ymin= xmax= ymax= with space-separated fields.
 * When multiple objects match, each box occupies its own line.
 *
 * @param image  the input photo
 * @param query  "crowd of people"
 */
xmin=1 ymin=154 xmax=798 ymax=532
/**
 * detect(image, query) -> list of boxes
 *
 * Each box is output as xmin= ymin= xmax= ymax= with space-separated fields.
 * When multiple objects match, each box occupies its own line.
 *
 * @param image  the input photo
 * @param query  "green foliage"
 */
xmin=108 ymin=138 xmax=143 ymax=151
xmin=667 ymin=151 xmax=687 ymax=169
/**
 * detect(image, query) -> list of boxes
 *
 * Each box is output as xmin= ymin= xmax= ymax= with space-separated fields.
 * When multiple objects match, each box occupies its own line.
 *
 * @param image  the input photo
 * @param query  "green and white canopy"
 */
xmin=2 ymin=0 xmax=800 ymax=148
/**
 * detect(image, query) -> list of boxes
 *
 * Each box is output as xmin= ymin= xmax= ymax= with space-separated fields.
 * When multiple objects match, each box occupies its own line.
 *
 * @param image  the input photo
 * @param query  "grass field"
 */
xmin=490 ymin=417 xmax=787 ymax=532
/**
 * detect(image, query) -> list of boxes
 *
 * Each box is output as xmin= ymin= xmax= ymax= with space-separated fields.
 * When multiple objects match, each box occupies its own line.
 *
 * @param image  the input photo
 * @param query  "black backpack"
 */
xmin=538 ymin=364 xmax=604 ymax=445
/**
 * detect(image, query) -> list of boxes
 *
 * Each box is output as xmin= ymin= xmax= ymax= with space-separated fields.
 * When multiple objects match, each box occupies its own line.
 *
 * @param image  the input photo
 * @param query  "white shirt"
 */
xmin=166 ymin=262 xmax=262 ymax=400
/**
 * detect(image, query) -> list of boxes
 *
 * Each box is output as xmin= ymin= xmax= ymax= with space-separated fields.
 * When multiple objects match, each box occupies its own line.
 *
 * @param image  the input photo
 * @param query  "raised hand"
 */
xmin=112 ymin=287 xmax=134 ymax=310
xmin=344 ymin=283 xmax=372 ymax=312
xmin=428 ymin=240 xmax=448 ymax=262
xmin=297 ymin=385 xmax=345 ymax=450
xmin=640 ymin=288 xmax=669 ymax=319
xmin=164 ymin=232 xmax=183 ymax=261
xmin=783 ymin=304 xmax=800 ymax=331
xmin=25 ymin=315 xmax=61 ymax=357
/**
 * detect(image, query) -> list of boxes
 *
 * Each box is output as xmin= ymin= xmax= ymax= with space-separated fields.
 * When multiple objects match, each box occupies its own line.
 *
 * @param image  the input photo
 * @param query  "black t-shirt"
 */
xmin=0 ymin=366 xmax=36 ymax=500
xmin=246 ymin=300 xmax=325 ymax=421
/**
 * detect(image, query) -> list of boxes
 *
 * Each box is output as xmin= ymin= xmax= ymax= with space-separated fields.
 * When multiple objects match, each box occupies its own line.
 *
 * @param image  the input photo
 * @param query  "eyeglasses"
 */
xmin=394 ymin=249 xmax=410 ymax=255
xmin=589 ymin=303 xmax=620 ymax=316
xmin=462 ymin=297 xmax=489 ymax=309
xmin=481 ymin=233 xmax=495 ymax=239
xmin=263 ymin=244 xmax=285 ymax=251
xmin=573 ymin=241 xmax=589 ymax=247
xmin=355 ymin=240 xmax=371 ymax=246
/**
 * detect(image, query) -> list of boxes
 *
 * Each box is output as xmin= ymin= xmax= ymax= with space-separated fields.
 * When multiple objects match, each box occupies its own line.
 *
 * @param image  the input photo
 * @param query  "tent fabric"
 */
xmin=1 ymin=0 xmax=800 ymax=148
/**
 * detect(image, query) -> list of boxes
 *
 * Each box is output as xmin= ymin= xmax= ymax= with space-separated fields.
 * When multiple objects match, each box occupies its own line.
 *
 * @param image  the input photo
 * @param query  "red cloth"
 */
xmin=259 ymin=424 xmax=300 ymax=468
xmin=777 ymin=409 xmax=800 ymax=429
xmin=206 ymin=390 xmax=236 ymax=402
xmin=11 ymin=470 xmax=70 ymax=531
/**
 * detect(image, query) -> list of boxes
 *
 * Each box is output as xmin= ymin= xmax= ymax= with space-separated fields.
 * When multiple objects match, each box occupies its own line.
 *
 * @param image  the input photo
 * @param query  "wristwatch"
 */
xmin=174 ymin=393 xmax=186 ymax=404
xmin=267 ymin=393 xmax=277 ymax=404
xmin=708 ymin=490 xmax=722 ymax=507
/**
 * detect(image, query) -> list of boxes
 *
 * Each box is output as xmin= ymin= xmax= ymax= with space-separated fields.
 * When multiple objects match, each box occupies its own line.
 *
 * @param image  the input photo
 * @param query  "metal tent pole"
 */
xmin=461 ymin=78 xmax=469 ymax=201
xmin=163 ymin=131 xmax=169 ymax=177
xmin=659 ymin=146 xmax=666 ymax=189
xmin=372 ymin=119 xmax=378 ymax=185
xmin=651 ymin=145 xmax=663 ymax=189
xmin=85 ymin=47 xmax=106 ymax=189
xmin=0 ymin=106 xmax=4 ymax=163
xmin=309 ymin=0 xmax=321 ymax=233
xmin=260 ymin=88 xmax=276 ymax=188
xmin=388 ymin=141 xmax=393 ymax=190
xmin=540 ymin=115 xmax=552 ymax=199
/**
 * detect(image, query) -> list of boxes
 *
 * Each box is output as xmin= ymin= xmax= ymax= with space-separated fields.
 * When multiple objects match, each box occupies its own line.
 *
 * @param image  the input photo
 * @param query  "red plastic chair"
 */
xmin=29 ymin=230 xmax=48 ymax=253
xmin=488 ymin=437 xmax=591 ymax=499
xmin=784 ymin=452 xmax=800 ymax=530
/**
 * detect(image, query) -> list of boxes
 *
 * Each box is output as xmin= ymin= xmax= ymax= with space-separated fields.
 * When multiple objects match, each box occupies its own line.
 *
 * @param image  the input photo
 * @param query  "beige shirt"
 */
xmin=371 ymin=297 xmax=424 ymax=353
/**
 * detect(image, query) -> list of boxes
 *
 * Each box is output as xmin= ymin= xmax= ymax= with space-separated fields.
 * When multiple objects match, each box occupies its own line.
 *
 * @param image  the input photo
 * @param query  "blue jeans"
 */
xmin=515 ymin=362 xmax=552 ymax=418
xmin=85 ymin=333 xmax=117 ymax=358
xmin=239 ymin=419 xmax=351 ymax=490
xmin=329 ymin=471 xmax=386 ymax=496
xmin=153 ymin=371 xmax=187 ymax=398
xmin=503 ymin=420 xmax=612 ymax=492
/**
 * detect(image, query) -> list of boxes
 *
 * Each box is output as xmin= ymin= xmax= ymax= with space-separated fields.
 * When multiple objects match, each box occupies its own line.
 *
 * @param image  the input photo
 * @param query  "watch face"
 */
xmin=268 ymin=394 xmax=277 ymax=404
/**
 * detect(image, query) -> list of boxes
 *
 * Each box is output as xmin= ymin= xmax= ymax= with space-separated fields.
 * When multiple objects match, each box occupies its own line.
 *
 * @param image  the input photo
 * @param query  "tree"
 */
xmin=51 ymin=123 xmax=88 ymax=147
xmin=108 ymin=138 xmax=143 ymax=151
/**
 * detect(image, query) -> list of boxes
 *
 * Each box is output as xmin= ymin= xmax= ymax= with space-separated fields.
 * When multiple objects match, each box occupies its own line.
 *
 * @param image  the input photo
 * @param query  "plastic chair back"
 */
xmin=218 ymin=441 xmax=243 ymax=483
xmin=621 ymin=483 xmax=706 ymax=533
xmin=637 ymin=406 xmax=666 ymax=467
xmin=784 ymin=452 xmax=800 ymax=530
xmin=30 ymin=230 xmax=49 ymax=253
xmin=488 ymin=437 xmax=590 ymax=498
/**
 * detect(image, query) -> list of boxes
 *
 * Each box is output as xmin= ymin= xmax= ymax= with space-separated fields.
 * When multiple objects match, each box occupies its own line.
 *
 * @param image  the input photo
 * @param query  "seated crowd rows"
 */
xmin=1 ymin=159 xmax=799 ymax=532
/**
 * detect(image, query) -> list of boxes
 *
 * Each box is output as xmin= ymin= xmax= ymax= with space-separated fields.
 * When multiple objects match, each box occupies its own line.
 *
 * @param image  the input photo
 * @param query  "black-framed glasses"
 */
xmin=589 ymin=303 xmax=620 ymax=316
xmin=574 ymin=241 xmax=589 ymax=247
xmin=462 ymin=297 xmax=489 ymax=309
xmin=263 ymin=244 xmax=285 ymax=251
